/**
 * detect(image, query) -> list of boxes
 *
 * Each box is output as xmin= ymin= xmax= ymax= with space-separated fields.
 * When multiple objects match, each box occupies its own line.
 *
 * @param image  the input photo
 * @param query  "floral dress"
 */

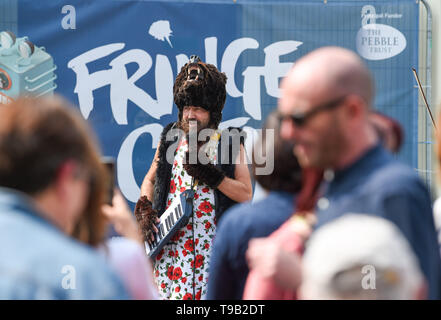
xmin=153 ymin=134 xmax=219 ymax=300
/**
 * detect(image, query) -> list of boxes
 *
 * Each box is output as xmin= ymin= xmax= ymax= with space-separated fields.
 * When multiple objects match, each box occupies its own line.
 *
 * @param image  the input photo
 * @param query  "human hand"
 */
xmin=133 ymin=195 xmax=160 ymax=245
xmin=246 ymin=237 xmax=302 ymax=290
xmin=183 ymin=150 xmax=225 ymax=188
xmin=102 ymin=189 xmax=143 ymax=245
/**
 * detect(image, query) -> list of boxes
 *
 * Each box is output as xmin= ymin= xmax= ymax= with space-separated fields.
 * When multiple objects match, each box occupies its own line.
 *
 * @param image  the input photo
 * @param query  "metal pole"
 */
xmin=420 ymin=0 xmax=433 ymax=197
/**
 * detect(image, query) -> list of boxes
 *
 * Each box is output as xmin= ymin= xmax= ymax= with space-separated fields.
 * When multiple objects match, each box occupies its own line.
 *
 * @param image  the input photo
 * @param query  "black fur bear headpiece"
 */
xmin=173 ymin=55 xmax=227 ymax=128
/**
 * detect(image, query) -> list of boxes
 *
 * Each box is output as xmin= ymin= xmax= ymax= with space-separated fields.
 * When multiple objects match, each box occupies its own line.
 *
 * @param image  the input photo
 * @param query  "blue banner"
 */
xmin=0 ymin=0 xmax=419 ymax=204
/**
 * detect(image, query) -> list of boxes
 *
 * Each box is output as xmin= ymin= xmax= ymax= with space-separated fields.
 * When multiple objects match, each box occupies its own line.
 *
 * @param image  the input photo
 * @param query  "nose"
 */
xmin=185 ymin=107 xmax=195 ymax=119
xmin=280 ymin=118 xmax=296 ymax=140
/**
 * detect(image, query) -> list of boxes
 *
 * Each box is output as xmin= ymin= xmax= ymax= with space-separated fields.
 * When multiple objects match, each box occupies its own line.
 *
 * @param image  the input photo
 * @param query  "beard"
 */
xmin=178 ymin=117 xmax=215 ymax=157
xmin=295 ymin=118 xmax=348 ymax=169
xmin=178 ymin=117 xmax=211 ymax=134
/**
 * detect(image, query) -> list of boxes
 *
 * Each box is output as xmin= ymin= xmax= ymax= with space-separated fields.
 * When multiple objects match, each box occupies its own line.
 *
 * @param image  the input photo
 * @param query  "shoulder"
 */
xmin=369 ymin=159 xmax=428 ymax=197
xmin=355 ymin=159 xmax=432 ymax=219
xmin=163 ymin=121 xmax=177 ymax=133
xmin=45 ymin=235 xmax=129 ymax=299
xmin=0 ymin=212 xmax=128 ymax=299
xmin=159 ymin=122 xmax=178 ymax=141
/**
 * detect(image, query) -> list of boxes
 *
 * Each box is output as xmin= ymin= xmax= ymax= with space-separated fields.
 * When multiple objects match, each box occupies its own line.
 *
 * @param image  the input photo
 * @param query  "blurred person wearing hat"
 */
xmin=300 ymin=214 xmax=426 ymax=300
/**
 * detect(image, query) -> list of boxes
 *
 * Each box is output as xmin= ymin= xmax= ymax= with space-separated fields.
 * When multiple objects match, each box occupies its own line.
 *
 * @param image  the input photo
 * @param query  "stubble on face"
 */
xmin=294 ymin=112 xmax=348 ymax=170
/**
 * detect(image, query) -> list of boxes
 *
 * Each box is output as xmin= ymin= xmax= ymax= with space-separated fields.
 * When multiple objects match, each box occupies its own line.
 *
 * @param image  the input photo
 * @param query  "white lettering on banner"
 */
xmin=68 ymin=36 xmax=303 ymax=202
xmin=118 ymin=123 xmax=163 ymax=202
xmin=221 ymin=37 xmax=259 ymax=98
xmin=175 ymin=54 xmax=189 ymax=74
xmin=68 ymin=43 xmax=125 ymax=119
xmin=361 ymin=5 xmax=402 ymax=26
xmin=68 ymin=44 xmax=173 ymax=123
xmin=221 ymin=39 xmax=302 ymax=120
xmin=356 ymin=24 xmax=406 ymax=60
xmin=204 ymin=37 xmax=218 ymax=67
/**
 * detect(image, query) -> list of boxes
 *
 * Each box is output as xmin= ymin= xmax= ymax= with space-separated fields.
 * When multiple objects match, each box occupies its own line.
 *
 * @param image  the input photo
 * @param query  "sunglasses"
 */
xmin=278 ymin=95 xmax=347 ymax=127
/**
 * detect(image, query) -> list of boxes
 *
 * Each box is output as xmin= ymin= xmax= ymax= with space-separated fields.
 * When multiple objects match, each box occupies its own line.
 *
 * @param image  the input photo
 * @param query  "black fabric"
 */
xmin=152 ymin=122 xmax=245 ymax=222
xmin=183 ymin=158 xmax=226 ymax=189
xmin=152 ymin=122 xmax=177 ymax=214
xmin=214 ymin=127 xmax=246 ymax=222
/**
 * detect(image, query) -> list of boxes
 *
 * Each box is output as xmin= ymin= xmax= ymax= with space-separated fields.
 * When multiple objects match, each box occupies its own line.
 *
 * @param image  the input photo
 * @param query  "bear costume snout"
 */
xmin=173 ymin=55 xmax=227 ymax=128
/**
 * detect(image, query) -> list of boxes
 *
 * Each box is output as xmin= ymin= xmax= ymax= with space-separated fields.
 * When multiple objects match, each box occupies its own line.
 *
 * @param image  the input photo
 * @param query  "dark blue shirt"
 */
xmin=207 ymin=191 xmax=295 ymax=300
xmin=315 ymin=144 xmax=441 ymax=299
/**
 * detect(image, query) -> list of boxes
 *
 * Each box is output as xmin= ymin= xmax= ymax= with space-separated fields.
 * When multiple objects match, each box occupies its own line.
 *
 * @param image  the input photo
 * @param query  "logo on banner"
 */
xmin=356 ymin=5 xmax=406 ymax=61
xmin=149 ymin=20 xmax=173 ymax=48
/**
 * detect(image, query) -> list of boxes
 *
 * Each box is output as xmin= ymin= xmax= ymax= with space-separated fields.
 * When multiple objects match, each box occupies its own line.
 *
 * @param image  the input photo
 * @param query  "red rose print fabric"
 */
xmin=153 ymin=136 xmax=217 ymax=300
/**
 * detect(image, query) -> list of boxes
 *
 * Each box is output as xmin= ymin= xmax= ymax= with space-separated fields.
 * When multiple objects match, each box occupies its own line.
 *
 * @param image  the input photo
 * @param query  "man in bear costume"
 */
xmin=135 ymin=55 xmax=252 ymax=300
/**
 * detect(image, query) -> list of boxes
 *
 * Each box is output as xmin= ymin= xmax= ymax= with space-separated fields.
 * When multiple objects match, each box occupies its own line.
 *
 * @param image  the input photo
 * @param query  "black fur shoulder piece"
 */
xmin=153 ymin=122 xmax=177 ymax=213
xmin=218 ymin=126 xmax=246 ymax=166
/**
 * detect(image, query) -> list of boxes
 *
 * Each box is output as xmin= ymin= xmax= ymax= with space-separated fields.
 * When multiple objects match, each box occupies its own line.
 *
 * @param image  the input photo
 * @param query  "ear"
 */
xmin=54 ymin=160 xmax=77 ymax=199
xmin=343 ymin=95 xmax=366 ymax=120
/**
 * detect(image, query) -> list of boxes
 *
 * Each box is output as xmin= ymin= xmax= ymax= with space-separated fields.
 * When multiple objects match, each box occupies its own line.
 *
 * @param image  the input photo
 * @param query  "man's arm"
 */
xmin=217 ymin=144 xmax=252 ymax=203
xmin=136 ymin=142 xmax=161 ymax=244
xmin=140 ymin=142 xmax=160 ymax=201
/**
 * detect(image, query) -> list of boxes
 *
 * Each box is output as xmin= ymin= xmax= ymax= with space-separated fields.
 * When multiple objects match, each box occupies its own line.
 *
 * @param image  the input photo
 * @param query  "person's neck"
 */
xmin=333 ymin=124 xmax=378 ymax=171
xmin=33 ymin=190 xmax=69 ymax=234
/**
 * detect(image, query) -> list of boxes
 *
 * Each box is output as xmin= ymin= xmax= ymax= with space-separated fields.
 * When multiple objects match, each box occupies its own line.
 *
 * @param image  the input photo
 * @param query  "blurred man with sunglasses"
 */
xmin=270 ymin=46 xmax=441 ymax=299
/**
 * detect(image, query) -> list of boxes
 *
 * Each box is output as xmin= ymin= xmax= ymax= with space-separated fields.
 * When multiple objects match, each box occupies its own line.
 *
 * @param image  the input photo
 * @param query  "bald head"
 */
xmin=278 ymin=47 xmax=379 ymax=170
xmin=282 ymin=46 xmax=374 ymax=108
